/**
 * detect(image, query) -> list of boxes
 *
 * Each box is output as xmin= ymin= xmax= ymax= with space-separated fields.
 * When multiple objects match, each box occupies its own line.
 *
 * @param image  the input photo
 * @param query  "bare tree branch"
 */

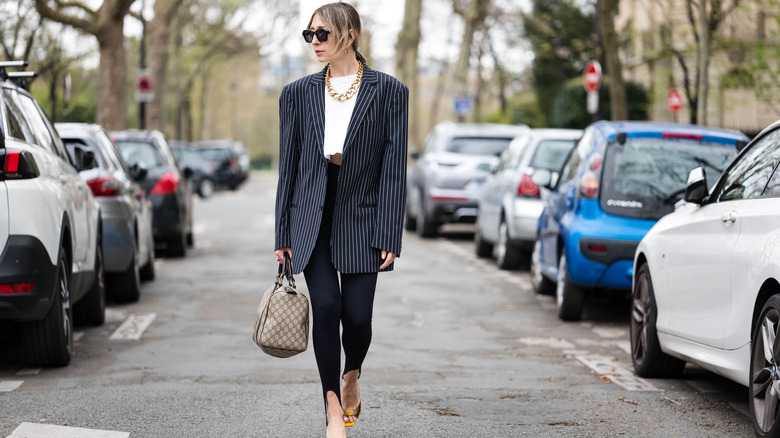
xmin=34 ymin=0 xmax=98 ymax=34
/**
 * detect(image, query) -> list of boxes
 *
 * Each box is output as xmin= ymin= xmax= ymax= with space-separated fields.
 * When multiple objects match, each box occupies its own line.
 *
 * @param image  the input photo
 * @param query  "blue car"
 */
xmin=529 ymin=121 xmax=749 ymax=321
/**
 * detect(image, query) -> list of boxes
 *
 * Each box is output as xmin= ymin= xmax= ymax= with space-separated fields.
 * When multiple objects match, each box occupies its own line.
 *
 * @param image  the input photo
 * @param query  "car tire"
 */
xmin=474 ymin=224 xmax=493 ymax=258
xmin=404 ymin=198 xmax=417 ymax=231
xmin=22 ymin=249 xmax=72 ymax=367
xmin=167 ymin=232 xmax=187 ymax=258
xmin=630 ymin=263 xmax=685 ymax=378
xmin=73 ymin=243 xmax=106 ymax=327
xmin=199 ymin=178 xmax=215 ymax=199
xmin=416 ymin=193 xmax=438 ymax=238
xmin=530 ymin=239 xmax=555 ymax=295
xmin=140 ymin=242 xmax=156 ymax=282
xmin=496 ymin=218 xmax=522 ymax=270
xmin=556 ymin=249 xmax=585 ymax=321
xmin=749 ymin=294 xmax=780 ymax=437
xmin=187 ymin=231 xmax=194 ymax=248
xmin=109 ymin=249 xmax=141 ymax=303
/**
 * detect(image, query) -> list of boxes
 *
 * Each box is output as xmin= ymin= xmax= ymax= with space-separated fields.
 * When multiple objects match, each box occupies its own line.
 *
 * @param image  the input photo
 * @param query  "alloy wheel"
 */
xmin=556 ymin=254 xmax=567 ymax=308
xmin=631 ymin=270 xmax=651 ymax=366
xmin=530 ymin=240 xmax=543 ymax=290
xmin=497 ymin=221 xmax=508 ymax=263
xmin=59 ymin=258 xmax=72 ymax=356
xmin=752 ymin=307 xmax=780 ymax=433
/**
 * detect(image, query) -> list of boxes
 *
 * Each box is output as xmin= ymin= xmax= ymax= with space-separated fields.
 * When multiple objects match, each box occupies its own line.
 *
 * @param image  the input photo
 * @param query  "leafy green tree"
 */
xmin=521 ymin=0 xmax=596 ymax=123
xmin=549 ymin=78 xmax=649 ymax=129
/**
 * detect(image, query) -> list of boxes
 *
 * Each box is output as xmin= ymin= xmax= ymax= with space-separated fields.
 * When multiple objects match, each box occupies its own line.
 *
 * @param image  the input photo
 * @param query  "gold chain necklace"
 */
xmin=325 ymin=62 xmax=363 ymax=102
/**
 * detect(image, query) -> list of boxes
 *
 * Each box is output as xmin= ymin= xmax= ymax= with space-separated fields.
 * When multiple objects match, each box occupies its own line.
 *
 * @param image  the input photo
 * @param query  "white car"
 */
xmin=0 ymin=63 xmax=102 ymax=367
xmin=632 ymin=119 xmax=780 ymax=436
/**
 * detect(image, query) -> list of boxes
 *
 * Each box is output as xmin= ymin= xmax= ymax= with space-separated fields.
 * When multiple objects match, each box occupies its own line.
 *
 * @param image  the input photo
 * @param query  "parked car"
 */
xmin=531 ymin=121 xmax=748 ymax=321
xmin=475 ymin=129 xmax=581 ymax=269
xmin=195 ymin=140 xmax=247 ymax=190
xmin=57 ymin=123 xmax=155 ymax=303
xmin=170 ymin=140 xmax=217 ymax=199
xmin=0 ymin=62 xmax=103 ymax=367
xmin=631 ymin=119 xmax=780 ymax=437
xmin=111 ymin=130 xmax=194 ymax=257
xmin=406 ymin=122 xmax=529 ymax=237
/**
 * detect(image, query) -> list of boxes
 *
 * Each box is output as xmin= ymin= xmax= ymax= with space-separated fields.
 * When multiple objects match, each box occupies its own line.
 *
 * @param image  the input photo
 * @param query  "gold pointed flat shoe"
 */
xmin=343 ymin=402 xmax=361 ymax=427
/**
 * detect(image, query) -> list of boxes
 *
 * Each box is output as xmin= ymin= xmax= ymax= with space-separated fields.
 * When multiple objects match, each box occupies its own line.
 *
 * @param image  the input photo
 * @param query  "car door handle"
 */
xmin=720 ymin=211 xmax=737 ymax=224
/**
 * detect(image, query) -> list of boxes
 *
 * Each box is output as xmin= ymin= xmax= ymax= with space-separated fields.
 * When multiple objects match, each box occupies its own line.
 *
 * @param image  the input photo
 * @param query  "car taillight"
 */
xmin=87 ymin=175 xmax=121 ymax=197
xmin=1 ymin=150 xmax=39 ymax=180
xmin=150 ymin=172 xmax=179 ymax=195
xmin=580 ymin=171 xmax=599 ymax=198
xmin=0 ymin=283 xmax=34 ymax=294
xmin=517 ymin=174 xmax=540 ymax=198
xmin=663 ymin=133 xmax=703 ymax=140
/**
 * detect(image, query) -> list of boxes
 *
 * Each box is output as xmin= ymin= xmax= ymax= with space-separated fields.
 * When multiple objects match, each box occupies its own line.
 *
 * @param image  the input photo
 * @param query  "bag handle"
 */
xmin=276 ymin=252 xmax=296 ymax=288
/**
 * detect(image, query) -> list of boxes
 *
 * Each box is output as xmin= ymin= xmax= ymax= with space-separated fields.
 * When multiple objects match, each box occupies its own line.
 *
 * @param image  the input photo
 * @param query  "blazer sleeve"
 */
xmin=371 ymin=81 xmax=409 ymax=256
xmin=275 ymin=85 xmax=300 ymax=250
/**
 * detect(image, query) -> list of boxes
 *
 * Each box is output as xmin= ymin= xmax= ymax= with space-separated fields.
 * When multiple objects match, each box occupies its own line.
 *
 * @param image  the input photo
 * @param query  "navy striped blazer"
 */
xmin=274 ymin=63 xmax=408 ymax=274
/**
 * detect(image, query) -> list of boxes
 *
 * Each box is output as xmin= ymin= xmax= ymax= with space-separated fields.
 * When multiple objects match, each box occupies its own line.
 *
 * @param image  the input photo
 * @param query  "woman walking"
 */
xmin=273 ymin=2 xmax=408 ymax=437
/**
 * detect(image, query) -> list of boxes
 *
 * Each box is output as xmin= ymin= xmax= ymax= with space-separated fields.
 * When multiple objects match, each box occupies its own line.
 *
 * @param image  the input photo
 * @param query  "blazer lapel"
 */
xmin=342 ymin=65 xmax=378 ymax=158
xmin=307 ymin=67 xmax=328 ymax=154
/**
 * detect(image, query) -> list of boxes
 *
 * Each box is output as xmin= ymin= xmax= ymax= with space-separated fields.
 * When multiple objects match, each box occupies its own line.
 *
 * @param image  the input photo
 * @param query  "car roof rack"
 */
xmin=0 ymin=61 xmax=37 ymax=90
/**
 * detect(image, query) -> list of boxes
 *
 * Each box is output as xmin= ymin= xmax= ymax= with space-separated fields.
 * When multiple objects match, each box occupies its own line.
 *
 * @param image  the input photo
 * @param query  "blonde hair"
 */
xmin=307 ymin=2 xmax=366 ymax=63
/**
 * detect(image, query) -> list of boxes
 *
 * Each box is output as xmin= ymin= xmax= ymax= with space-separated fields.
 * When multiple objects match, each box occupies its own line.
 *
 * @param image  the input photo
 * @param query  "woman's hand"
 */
xmin=379 ymin=250 xmax=397 ymax=270
xmin=275 ymin=247 xmax=292 ymax=264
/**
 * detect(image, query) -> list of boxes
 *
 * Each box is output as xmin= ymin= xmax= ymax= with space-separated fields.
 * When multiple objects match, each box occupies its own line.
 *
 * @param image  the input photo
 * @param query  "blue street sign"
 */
xmin=454 ymin=95 xmax=472 ymax=116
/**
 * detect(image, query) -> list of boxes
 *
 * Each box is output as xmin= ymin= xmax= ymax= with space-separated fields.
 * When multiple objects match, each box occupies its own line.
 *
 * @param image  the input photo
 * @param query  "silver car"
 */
xmin=475 ymin=129 xmax=581 ymax=269
xmin=57 ymin=123 xmax=156 ymax=303
xmin=406 ymin=122 xmax=529 ymax=238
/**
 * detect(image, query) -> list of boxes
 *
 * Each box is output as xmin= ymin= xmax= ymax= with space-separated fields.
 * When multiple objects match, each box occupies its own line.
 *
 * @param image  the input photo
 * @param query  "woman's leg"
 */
xmin=340 ymin=272 xmax=378 ymax=376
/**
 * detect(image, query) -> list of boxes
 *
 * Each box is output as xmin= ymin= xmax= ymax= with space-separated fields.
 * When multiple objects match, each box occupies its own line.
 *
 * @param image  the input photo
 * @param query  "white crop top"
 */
xmin=323 ymin=74 xmax=360 ymax=159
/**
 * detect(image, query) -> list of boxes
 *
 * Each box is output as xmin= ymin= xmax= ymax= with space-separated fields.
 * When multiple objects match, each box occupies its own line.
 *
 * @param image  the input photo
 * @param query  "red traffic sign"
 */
xmin=137 ymin=76 xmax=152 ymax=93
xmin=667 ymin=89 xmax=683 ymax=113
xmin=583 ymin=61 xmax=602 ymax=93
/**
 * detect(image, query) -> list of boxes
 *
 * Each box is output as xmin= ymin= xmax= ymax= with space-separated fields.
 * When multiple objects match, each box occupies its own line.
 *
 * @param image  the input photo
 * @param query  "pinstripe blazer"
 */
xmin=274 ymin=63 xmax=408 ymax=274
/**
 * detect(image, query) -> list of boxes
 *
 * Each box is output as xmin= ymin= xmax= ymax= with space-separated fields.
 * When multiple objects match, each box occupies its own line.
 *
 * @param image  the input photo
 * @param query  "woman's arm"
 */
xmin=274 ymin=85 xmax=300 ymax=254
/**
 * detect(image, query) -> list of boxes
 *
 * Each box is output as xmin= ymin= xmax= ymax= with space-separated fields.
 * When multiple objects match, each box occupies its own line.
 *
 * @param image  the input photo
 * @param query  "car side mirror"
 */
xmin=409 ymin=148 xmax=420 ymax=160
xmin=129 ymin=162 xmax=148 ymax=182
xmin=73 ymin=147 xmax=96 ymax=171
xmin=182 ymin=166 xmax=194 ymax=179
xmin=531 ymin=168 xmax=553 ymax=188
xmin=684 ymin=167 xmax=708 ymax=204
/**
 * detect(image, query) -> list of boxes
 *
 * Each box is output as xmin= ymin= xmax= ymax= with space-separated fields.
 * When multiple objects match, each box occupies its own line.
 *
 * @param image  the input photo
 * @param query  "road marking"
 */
xmin=109 ymin=313 xmax=156 ymax=340
xmin=518 ymin=337 xmax=575 ymax=349
xmin=592 ymin=327 xmax=628 ymax=339
xmin=104 ymin=309 xmax=127 ymax=323
xmin=0 ymin=380 xmax=23 ymax=392
xmin=15 ymin=368 xmax=40 ymax=376
xmin=6 ymin=422 xmax=129 ymax=438
xmin=193 ymin=223 xmax=208 ymax=235
xmin=73 ymin=331 xmax=85 ymax=342
xmin=577 ymin=354 xmax=659 ymax=391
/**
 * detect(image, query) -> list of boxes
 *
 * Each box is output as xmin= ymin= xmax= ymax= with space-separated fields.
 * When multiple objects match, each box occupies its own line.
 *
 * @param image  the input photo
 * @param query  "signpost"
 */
xmin=135 ymin=70 xmax=154 ymax=103
xmin=583 ymin=61 xmax=601 ymax=116
xmin=454 ymin=95 xmax=472 ymax=122
xmin=667 ymin=89 xmax=683 ymax=122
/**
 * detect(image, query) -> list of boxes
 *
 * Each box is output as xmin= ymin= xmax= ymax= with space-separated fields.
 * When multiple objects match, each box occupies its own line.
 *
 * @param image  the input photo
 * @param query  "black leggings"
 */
xmin=303 ymin=163 xmax=378 ymax=406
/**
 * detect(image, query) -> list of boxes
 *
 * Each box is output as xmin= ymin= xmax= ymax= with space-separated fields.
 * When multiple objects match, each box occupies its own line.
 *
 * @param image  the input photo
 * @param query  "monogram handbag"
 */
xmin=253 ymin=254 xmax=309 ymax=358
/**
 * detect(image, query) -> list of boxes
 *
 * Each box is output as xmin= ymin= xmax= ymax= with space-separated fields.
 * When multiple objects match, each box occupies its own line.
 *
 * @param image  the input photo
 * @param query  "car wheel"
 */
xmin=199 ymin=178 xmax=215 ymax=199
xmin=140 ymin=242 xmax=156 ymax=282
xmin=530 ymin=239 xmax=555 ymax=295
xmin=167 ymin=232 xmax=187 ymax=258
xmin=187 ymin=231 xmax=194 ymax=248
xmin=109 ymin=248 xmax=141 ymax=303
xmin=416 ymin=193 xmax=438 ymax=238
xmin=73 ymin=243 xmax=106 ymax=326
xmin=556 ymin=249 xmax=585 ymax=321
xmin=474 ymin=223 xmax=493 ymax=258
xmin=630 ymin=263 xmax=685 ymax=378
xmin=22 ymin=249 xmax=72 ymax=367
xmin=496 ymin=218 xmax=522 ymax=270
xmin=404 ymin=196 xmax=417 ymax=231
xmin=749 ymin=294 xmax=780 ymax=437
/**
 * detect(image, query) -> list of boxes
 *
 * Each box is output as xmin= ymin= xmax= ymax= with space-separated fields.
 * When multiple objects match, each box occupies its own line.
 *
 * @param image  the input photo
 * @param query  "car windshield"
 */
xmin=601 ymin=137 xmax=737 ymax=220
xmin=199 ymin=148 xmax=229 ymax=161
xmin=115 ymin=140 xmax=166 ymax=168
xmin=529 ymin=139 xmax=577 ymax=172
xmin=445 ymin=137 xmax=514 ymax=156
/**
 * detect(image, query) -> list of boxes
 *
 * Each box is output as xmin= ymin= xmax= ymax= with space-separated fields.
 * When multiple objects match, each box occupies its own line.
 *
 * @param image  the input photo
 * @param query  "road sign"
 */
xmin=587 ymin=91 xmax=599 ymax=115
xmin=583 ymin=61 xmax=602 ymax=93
xmin=135 ymin=70 xmax=154 ymax=102
xmin=667 ymin=89 xmax=683 ymax=113
xmin=454 ymin=95 xmax=472 ymax=116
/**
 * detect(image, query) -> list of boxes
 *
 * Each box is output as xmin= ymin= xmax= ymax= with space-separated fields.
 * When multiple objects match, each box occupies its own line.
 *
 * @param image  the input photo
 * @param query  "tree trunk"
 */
xmin=696 ymin=0 xmax=710 ymax=125
xmin=452 ymin=0 xmax=491 ymax=121
xmin=96 ymin=21 xmax=127 ymax=130
xmin=597 ymin=0 xmax=627 ymax=120
xmin=394 ymin=0 xmax=422 ymax=147
xmin=147 ymin=0 xmax=185 ymax=132
xmin=49 ymin=70 xmax=58 ymax=122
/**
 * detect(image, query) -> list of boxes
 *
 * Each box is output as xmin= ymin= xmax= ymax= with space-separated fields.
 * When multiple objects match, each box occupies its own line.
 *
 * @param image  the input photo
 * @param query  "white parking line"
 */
xmin=6 ymin=422 xmax=129 ymax=438
xmin=577 ymin=354 xmax=659 ymax=391
xmin=0 ymin=380 xmax=23 ymax=392
xmin=15 ymin=368 xmax=40 ymax=376
xmin=104 ymin=309 xmax=127 ymax=323
xmin=73 ymin=331 xmax=85 ymax=342
xmin=109 ymin=313 xmax=157 ymax=340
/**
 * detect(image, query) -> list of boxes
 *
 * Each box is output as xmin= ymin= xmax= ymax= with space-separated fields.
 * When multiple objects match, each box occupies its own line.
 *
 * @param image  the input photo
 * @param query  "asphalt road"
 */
xmin=0 ymin=172 xmax=754 ymax=437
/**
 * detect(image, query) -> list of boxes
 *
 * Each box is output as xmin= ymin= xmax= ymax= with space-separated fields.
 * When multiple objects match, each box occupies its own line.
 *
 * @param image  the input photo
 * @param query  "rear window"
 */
xmin=529 ymin=139 xmax=577 ymax=172
xmin=444 ymin=137 xmax=514 ymax=156
xmin=600 ymin=137 xmax=737 ymax=220
xmin=115 ymin=140 xmax=166 ymax=168
xmin=199 ymin=147 xmax=229 ymax=161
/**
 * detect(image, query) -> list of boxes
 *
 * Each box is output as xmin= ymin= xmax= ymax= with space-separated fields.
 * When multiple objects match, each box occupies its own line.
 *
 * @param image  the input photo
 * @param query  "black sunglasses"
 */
xmin=302 ymin=28 xmax=331 ymax=43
